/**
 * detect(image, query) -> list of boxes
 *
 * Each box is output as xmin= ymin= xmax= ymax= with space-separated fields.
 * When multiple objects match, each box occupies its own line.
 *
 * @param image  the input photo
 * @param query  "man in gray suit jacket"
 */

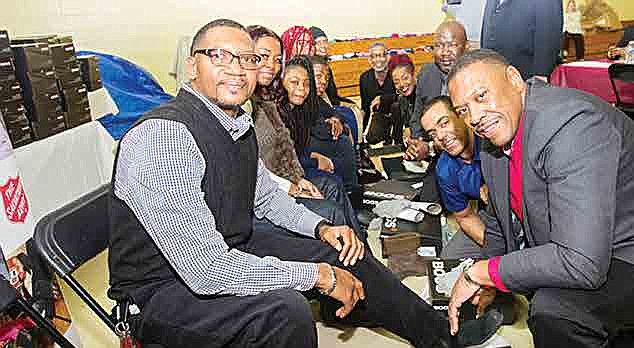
xmin=445 ymin=49 xmax=634 ymax=347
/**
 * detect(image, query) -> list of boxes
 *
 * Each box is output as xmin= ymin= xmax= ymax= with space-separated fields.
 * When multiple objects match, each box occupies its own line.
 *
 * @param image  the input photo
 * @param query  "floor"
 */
xmin=58 ymin=222 xmax=534 ymax=347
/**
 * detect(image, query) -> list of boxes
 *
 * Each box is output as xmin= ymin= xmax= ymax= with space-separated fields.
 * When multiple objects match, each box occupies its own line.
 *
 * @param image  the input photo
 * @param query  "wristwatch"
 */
xmin=463 ymin=264 xmax=482 ymax=289
xmin=318 ymin=264 xmax=337 ymax=296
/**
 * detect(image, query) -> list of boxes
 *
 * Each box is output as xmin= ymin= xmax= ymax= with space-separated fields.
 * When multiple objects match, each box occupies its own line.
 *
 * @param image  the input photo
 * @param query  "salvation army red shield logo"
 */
xmin=0 ymin=176 xmax=29 ymax=223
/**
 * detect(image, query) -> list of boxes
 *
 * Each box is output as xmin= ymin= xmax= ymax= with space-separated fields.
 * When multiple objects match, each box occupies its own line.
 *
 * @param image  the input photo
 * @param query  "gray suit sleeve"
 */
xmin=499 ymin=110 xmax=619 ymax=293
xmin=410 ymin=68 xmax=427 ymax=138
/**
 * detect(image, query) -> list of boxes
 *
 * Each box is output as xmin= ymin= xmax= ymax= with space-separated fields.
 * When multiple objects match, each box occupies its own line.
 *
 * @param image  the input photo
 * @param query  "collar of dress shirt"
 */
xmin=181 ymin=83 xmax=253 ymax=141
xmin=503 ymin=112 xmax=524 ymax=157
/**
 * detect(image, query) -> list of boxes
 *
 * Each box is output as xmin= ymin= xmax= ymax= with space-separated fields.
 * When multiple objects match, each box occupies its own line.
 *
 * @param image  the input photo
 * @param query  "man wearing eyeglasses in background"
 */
xmin=404 ymin=21 xmax=467 ymax=162
xmin=107 ymin=18 xmax=500 ymax=348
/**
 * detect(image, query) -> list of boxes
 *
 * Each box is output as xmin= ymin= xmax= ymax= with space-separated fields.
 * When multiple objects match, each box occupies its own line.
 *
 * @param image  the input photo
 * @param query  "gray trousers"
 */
xmin=441 ymin=217 xmax=634 ymax=347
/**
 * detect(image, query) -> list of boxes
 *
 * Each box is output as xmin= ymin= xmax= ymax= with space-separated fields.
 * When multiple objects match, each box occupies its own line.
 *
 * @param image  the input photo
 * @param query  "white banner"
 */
xmin=0 ymin=122 xmax=34 ymax=253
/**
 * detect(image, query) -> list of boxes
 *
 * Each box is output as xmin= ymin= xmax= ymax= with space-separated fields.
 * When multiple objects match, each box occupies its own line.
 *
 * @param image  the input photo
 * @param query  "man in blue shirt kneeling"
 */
xmin=420 ymin=96 xmax=487 ymax=255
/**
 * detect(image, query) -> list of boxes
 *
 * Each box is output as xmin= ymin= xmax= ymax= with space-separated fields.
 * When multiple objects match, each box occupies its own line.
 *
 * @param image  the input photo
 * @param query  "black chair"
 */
xmin=608 ymin=63 xmax=634 ymax=118
xmin=33 ymin=183 xmax=163 ymax=347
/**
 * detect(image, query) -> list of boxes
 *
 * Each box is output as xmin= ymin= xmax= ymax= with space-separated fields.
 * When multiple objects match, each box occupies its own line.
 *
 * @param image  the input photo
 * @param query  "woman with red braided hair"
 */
xmin=281 ymin=26 xmax=315 ymax=62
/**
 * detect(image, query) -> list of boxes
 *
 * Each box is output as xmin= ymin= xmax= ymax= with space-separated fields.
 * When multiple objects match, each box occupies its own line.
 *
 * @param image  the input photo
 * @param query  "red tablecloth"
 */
xmin=550 ymin=61 xmax=634 ymax=105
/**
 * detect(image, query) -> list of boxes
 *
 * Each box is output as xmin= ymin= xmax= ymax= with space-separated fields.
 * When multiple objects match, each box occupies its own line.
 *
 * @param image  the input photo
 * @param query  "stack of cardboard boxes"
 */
xmin=12 ymin=35 xmax=68 ymax=140
xmin=0 ymin=30 xmax=34 ymax=148
xmin=0 ymin=31 xmax=102 ymax=147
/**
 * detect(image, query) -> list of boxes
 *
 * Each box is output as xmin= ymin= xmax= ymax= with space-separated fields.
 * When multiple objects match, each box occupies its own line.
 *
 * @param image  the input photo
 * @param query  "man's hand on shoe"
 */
xmin=316 ymin=263 xmax=366 ymax=318
xmin=318 ymin=224 xmax=365 ymax=266
xmin=472 ymin=287 xmax=497 ymax=318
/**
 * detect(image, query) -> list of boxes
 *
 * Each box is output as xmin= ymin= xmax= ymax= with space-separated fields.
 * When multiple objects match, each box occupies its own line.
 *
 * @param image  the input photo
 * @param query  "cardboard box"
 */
xmin=426 ymin=258 xmax=476 ymax=319
xmin=379 ymin=216 xmax=442 ymax=258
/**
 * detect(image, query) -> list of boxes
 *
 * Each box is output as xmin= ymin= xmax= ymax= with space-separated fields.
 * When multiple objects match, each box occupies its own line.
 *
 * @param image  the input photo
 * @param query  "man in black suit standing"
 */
xmin=481 ymin=0 xmax=563 ymax=80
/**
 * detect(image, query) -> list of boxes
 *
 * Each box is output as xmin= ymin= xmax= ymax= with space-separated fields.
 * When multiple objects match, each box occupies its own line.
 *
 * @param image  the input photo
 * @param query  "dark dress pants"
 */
xmin=442 ymin=228 xmax=634 ymax=348
xmin=136 ymin=283 xmax=316 ymax=348
xmin=365 ymin=102 xmax=403 ymax=145
xmin=136 ymin=224 xmax=452 ymax=348
xmin=528 ymin=258 xmax=634 ymax=348
xmin=563 ymin=32 xmax=585 ymax=60
xmin=243 ymin=227 xmax=453 ymax=348
xmin=308 ymin=134 xmax=358 ymax=190
xmin=308 ymin=175 xmax=365 ymax=241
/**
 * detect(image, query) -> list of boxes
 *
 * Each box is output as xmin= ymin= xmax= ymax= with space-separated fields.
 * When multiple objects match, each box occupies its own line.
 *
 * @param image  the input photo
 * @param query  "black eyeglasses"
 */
xmin=193 ymin=48 xmax=262 ymax=70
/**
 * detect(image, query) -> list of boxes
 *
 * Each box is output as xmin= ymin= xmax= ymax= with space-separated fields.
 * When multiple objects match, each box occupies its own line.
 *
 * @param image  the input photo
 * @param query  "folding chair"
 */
xmin=608 ymin=63 xmax=634 ymax=118
xmin=33 ymin=183 xmax=163 ymax=347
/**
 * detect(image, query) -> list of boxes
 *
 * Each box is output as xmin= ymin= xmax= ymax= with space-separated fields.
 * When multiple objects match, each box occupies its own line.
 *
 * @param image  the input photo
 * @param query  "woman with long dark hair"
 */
xmin=278 ymin=55 xmax=358 ymax=190
xmin=247 ymin=25 xmax=364 ymax=239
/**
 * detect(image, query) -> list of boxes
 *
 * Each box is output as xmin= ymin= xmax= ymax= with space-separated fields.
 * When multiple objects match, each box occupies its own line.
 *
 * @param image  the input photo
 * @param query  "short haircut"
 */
xmin=308 ymin=55 xmax=328 ymax=66
xmin=190 ymin=18 xmax=247 ymax=55
xmin=369 ymin=42 xmax=387 ymax=52
xmin=420 ymin=95 xmax=453 ymax=121
xmin=447 ymin=48 xmax=509 ymax=86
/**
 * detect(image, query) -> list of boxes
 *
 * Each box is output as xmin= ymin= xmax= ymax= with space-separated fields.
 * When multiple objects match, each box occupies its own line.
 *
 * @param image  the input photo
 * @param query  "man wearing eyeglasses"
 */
xmin=107 ymin=19 xmax=500 ymax=348
xmin=404 ymin=21 xmax=467 ymax=162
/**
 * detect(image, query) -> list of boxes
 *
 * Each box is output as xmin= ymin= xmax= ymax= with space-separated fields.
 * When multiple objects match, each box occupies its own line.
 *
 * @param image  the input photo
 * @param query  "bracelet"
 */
xmin=318 ymin=264 xmax=337 ymax=296
xmin=463 ymin=264 xmax=482 ymax=289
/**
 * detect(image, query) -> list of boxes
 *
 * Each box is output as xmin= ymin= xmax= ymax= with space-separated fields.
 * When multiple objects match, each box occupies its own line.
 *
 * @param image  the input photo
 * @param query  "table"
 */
xmin=550 ymin=60 xmax=634 ymax=105
xmin=0 ymin=87 xmax=118 ymax=253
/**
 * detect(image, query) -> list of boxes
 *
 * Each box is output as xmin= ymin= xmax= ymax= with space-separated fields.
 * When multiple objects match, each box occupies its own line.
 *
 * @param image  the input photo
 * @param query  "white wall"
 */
xmin=1 ymin=0 xmax=447 ymax=93
xmin=1 ymin=0 xmax=633 ymax=93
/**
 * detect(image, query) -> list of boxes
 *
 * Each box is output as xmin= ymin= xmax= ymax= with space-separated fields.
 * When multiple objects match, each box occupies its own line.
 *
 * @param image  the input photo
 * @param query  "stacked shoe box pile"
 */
xmin=77 ymin=55 xmax=102 ymax=92
xmin=11 ymin=35 xmax=67 ymax=140
xmin=0 ymin=30 xmax=34 ymax=148
xmin=50 ymin=38 xmax=91 ymax=128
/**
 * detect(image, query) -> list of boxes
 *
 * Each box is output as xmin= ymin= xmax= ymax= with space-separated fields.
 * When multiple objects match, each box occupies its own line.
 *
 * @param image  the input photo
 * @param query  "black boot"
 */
xmin=432 ymin=309 xmax=504 ymax=348
xmin=457 ymin=309 xmax=504 ymax=347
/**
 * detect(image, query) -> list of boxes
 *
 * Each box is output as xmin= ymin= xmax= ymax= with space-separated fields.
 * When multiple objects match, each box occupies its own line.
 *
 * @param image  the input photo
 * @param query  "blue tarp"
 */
xmin=77 ymin=51 xmax=173 ymax=140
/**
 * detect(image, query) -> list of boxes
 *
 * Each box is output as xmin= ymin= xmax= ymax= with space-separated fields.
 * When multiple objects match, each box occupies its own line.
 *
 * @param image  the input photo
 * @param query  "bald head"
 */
xmin=433 ymin=20 xmax=467 ymax=74
xmin=436 ymin=21 xmax=467 ymax=44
